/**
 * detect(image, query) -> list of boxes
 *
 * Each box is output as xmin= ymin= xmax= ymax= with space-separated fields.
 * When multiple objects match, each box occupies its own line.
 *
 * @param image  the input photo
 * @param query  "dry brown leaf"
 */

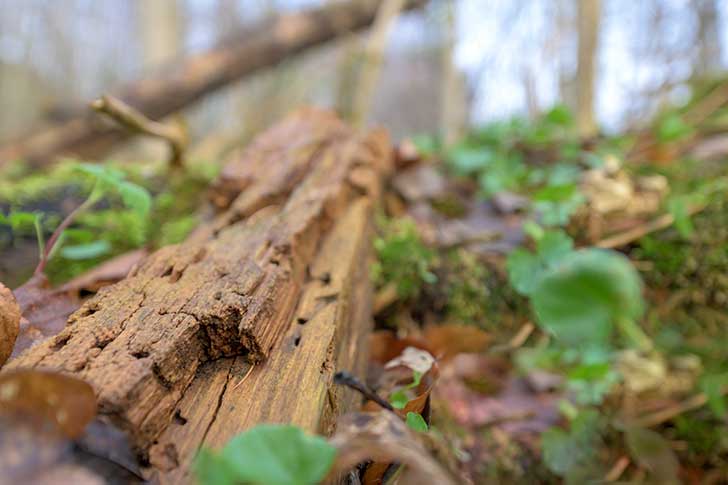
xmin=0 ymin=282 xmax=20 ymax=366
xmin=423 ymin=323 xmax=491 ymax=361
xmin=329 ymin=411 xmax=457 ymax=485
xmin=0 ymin=369 xmax=96 ymax=438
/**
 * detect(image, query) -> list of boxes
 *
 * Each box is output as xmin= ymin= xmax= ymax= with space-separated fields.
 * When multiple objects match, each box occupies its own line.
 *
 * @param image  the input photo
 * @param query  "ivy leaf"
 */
xmin=199 ymin=424 xmax=337 ymax=485
xmin=390 ymin=390 xmax=409 ymax=410
xmin=60 ymin=240 xmax=112 ymax=260
xmin=405 ymin=412 xmax=428 ymax=432
xmin=530 ymin=249 xmax=644 ymax=348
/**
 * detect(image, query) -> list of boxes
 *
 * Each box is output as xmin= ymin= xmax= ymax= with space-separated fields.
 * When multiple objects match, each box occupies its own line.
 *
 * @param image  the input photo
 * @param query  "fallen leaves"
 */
xmin=0 ymin=282 xmax=20 ymax=366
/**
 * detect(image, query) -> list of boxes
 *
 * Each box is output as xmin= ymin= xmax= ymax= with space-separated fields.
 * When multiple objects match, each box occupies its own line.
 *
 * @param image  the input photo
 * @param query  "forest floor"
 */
xmin=2 ymin=82 xmax=728 ymax=483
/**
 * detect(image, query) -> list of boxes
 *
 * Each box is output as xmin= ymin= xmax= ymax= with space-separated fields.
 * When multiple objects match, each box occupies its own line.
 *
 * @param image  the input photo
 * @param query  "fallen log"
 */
xmin=7 ymin=108 xmax=392 ymax=480
xmin=0 ymin=0 xmax=425 ymax=168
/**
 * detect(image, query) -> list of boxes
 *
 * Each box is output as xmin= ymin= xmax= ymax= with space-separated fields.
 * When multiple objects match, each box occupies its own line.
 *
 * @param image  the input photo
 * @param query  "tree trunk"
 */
xmin=0 ymin=0 xmax=425 ymax=169
xmin=576 ymin=0 xmax=601 ymax=137
xmin=6 ymin=108 xmax=392 ymax=480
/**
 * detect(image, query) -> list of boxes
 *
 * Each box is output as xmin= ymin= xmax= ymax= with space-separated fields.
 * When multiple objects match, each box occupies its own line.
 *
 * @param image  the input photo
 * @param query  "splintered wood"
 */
xmin=6 ymin=108 xmax=391 ymax=478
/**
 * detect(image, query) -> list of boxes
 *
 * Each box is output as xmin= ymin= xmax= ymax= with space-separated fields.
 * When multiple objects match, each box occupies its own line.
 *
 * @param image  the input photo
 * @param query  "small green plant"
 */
xmin=35 ymin=163 xmax=151 ymax=278
xmin=194 ymin=424 xmax=337 ymax=485
xmin=389 ymin=370 xmax=422 ymax=410
xmin=405 ymin=412 xmax=428 ymax=432
xmin=372 ymin=217 xmax=436 ymax=299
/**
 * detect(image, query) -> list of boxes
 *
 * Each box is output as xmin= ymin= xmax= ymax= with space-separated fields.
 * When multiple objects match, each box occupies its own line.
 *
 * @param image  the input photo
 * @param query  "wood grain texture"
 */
xmin=6 ymin=108 xmax=391 ymax=475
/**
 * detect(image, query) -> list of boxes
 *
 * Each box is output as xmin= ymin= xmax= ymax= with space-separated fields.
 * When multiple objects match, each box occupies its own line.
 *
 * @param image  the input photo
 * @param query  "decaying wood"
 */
xmin=7 ymin=109 xmax=392 ymax=480
xmin=0 ymin=0 xmax=425 ymax=168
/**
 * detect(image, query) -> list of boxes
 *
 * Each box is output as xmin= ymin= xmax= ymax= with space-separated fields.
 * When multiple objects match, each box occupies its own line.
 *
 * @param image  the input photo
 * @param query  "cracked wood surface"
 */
xmin=6 ymin=109 xmax=391 ymax=466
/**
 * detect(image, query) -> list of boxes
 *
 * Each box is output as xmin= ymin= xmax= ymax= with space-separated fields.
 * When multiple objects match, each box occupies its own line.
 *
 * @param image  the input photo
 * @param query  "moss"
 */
xmin=371 ymin=216 xmax=437 ymax=300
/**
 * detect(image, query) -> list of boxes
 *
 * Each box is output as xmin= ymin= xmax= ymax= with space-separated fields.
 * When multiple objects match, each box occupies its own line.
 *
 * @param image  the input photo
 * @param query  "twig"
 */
xmin=91 ymin=95 xmax=187 ymax=168
xmin=631 ymin=391 xmax=725 ymax=428
xmin=595 ymin=204 xmax=706 ymax=249
xmin=34 ymin=196 xmax=96 ymax=277
xmin=604 ymin=456 xmax=630 ymax=482
xmin=508 ymin=322 xmax=535 ymax=349
xmin=334 ymin=370 xmax=395 ymax=412
xmin=232 ymin=363 xmax=256 ymax=391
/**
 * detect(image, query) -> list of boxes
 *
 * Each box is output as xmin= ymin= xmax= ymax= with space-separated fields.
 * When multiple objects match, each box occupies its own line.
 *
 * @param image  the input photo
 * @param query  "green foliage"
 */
xmin=699 ymin=372 xmax=728 ymax=417
xmin=506 ymin=229 xmax=574 ymax=296
xmin=390 ymin=370 xmax=422 ymax=410
xmin=656 ymin=112 xmax=693 ymax=143
xmin=530 ymin=249 xmax=646 ymax=349
xmin=372 ymin=217 xmax=436 ymax=299
xmin=532 ymin=183 xmax=585 ymax=227
xmin=541 ymin=409 xmax=603 ymax=482
xmin=60 ymin=240 xmax=112 ymax=260
xmin=194 ymin=424 xmax=337 ymax=485
xmin=405 ymin=412 xmax=429 ymax=432
xmin=442 ymin=249 xmax=492 ymax=325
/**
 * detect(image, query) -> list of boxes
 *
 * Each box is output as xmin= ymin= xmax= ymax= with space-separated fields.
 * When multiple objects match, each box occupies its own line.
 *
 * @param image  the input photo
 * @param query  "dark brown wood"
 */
xmin=6 ymin=109 xmax=391 ymax=482
xmin=0 ymin=0 xmax=425 ymax=168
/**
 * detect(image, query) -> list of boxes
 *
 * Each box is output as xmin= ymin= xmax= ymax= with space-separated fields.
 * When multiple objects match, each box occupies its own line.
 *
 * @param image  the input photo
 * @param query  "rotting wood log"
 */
xmin=0 ymin=0 xmax=425 ymax=168
xmin=6 ymin=108 xmax=392 ymax=479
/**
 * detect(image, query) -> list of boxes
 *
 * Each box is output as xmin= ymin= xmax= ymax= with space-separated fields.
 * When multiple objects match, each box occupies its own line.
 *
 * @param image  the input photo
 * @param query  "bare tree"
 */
xmin=576 ymin=0 xmax=601 ymax=137
xmin=693 ymin=0 xmax=723 ymax=75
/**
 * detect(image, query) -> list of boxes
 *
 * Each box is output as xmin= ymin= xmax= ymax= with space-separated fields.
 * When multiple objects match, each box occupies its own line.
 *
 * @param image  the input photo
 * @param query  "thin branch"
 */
xmin=334 ymin=370 xmax=395 ymax=412
xmin=595 ymin=204 xmax=705 ymax=249
xmin=33 ymin=196 xmax=96 ymax=277
xmin=91 ymin=95 xmax=187 ymax=168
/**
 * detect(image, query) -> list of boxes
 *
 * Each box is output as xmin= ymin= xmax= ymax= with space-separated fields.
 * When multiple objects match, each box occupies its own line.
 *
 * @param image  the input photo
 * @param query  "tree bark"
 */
xmin=6 ymin=109 xmax=392 ymax=479
xmin=0 ymin=0 xmax=425 ymax=169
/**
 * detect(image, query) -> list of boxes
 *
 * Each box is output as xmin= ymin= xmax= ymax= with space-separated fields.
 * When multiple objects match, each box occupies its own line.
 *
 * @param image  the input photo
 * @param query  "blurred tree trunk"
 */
xmin=439 ymin=0 xmax=465 ymax=145
xmin=138 ymin=0 xmax=183 ymax=69
xmin=576 ymin=0 xmax=601 ymax=137
xmin=694 ymin=0 xmax=723 ymax=75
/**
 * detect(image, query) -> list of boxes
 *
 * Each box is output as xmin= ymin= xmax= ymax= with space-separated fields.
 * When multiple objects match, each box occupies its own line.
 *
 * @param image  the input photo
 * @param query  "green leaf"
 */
xmin=537 ymin=230 xmax=574 ymax=266
xmin=390 ymin=390 xmax=408 ymax=410
xmin=667 ymin=197 xmax=694 ymax=238
xmin=118 ymin=180 xmax=152 ymax=218
xmin=446 ymin=146 xmax=492 ymax=176
xmin=60 ymin=240 xmax=112 ymax=260
xmin=699 ymin=373 xmax=728 ymax=417
xmin=530 ymin=249 xmax=645 ymax=348
xmin=506 ymin=249 xmax=542 ymax=295
xmin=542 ymin=409 xmax=601 ymax=477
xmin=506 ymin=230 xmax=574 ymax=296
xmin=200 ymin=424 xmax=337 ymax=485
xmin=194 ymin=448 xmax=237 ymax=485
xmin=543 ymin=105 xmax=574 ymax=127
xmin=625 ymin=427 xmax=680 ymax=484
xmin=522 ymin=221 xmax=544 ymax=241
xmin=406 ymin=412 xmax=429 ymax=432
xmin=656 ymin=113 xmax=692 ymax=143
